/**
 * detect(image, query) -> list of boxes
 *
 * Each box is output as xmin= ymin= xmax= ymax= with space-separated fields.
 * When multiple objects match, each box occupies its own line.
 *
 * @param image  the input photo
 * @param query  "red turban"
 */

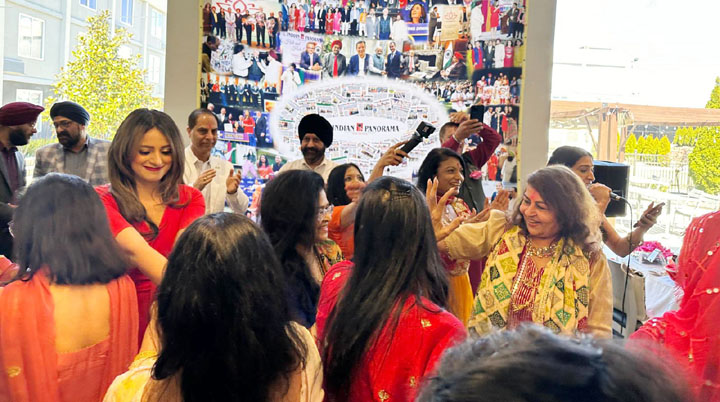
xmin=0 ymin=102 xmax=44 ymax=126
xmin=331 ymin=40 xmax=343 ymax=49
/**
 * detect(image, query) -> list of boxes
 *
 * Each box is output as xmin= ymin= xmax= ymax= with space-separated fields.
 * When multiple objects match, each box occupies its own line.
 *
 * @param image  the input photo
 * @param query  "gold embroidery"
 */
xmin=421 ymin=319 xmax=432 ymax=328
xmin=409 ymin=376 xmax=417 ymax=388
xmin=332 ymin=272 xmax=342 ymax=280
xmin=7 ymin=366 xmax=21 ymax=378
xmin=378 ymin=390 xmax=390 ymax=401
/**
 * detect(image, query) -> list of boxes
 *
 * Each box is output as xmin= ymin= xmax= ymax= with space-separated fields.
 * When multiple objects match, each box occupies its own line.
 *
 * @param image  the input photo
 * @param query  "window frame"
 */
xmin=120 ymin=0 xmax=134 ymax=26
xmin=79 ymin=0 xmax=97 ymax=11
xmin=17 ymin=13 xmax=45 ymax=61
xmin=150 ymin=8 xmax=164 ymax=39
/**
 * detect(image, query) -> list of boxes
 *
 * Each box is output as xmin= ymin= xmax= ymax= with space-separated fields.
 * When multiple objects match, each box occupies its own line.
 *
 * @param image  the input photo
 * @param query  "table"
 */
xmin=605 ymin=246 xmax=682 ymax=319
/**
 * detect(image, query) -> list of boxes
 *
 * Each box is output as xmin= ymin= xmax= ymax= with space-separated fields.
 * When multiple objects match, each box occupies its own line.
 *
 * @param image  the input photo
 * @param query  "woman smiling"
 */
xmin=437 ymin=166 xmax=612 ymax=337
xmin=97 ymin=109 xmax=205 ymax=342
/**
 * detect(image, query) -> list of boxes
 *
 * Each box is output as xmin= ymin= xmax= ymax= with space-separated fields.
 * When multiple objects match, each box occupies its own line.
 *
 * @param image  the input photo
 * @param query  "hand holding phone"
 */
xmin=634 ymin=202 xmax=665 ymax=228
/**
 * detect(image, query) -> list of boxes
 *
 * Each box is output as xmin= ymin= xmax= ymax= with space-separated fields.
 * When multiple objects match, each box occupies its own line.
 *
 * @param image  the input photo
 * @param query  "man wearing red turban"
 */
xmin=322 ymin=39 xmax=347 ymax=77
xmin=0 ymin=101 xmax=44 ymax=257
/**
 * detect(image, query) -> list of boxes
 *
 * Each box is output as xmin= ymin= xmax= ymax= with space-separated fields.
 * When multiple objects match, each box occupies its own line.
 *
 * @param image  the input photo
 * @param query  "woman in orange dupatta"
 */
xmin=0 ymin=174 xmax=138 ymax=402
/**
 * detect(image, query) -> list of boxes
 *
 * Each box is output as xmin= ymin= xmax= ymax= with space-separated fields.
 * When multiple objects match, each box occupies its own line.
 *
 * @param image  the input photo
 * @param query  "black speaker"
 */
xmin=593 ymin=161 xmax=629 ymax=217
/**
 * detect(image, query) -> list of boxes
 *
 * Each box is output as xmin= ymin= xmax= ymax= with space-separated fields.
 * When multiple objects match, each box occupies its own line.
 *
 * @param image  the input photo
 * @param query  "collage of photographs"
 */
xmin=200 ymin=0 xmax=526 ymax=210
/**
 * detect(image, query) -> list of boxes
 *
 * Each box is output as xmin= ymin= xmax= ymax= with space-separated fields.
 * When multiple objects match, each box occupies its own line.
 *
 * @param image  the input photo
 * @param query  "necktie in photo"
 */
xmin=333 ymin=55 xmax=338 ymax=76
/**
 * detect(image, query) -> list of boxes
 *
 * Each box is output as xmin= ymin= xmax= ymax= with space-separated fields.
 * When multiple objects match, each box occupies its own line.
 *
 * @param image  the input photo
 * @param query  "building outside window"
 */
xmin=80 ymin=0 xmax=97 ymax=10
xmin=121 ymin=0 xmax=133 ymax=25
xmin=15 ymin=89 xmax=44 ymax=134
xmin=18 ymin=14 xmax=44 ymax=60
xmin=147 ymin=54 xmax=161 ymax=84
xmin=150 ymin=8 xmax=164 ymax=39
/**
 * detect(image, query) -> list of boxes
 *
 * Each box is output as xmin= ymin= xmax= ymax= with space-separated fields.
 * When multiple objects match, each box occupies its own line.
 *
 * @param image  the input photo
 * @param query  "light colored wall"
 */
xmin=518 ymin=0 xmax=557 ymax=185
xmin=163 ymin=0 xmax=200 ymax=135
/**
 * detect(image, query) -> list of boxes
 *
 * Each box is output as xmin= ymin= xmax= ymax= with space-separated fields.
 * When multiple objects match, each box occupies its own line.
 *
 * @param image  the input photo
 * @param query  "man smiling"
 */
xmin=34 ymin=101 xmax=111 ymax=186
xmin=279 ymin=113 xmax=337 ymax=182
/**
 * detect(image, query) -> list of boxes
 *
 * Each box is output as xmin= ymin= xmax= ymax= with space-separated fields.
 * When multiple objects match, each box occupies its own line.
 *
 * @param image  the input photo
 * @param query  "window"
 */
xmin=147 ymin=54 xmax=161 ymax=84
xmin=80 ymin=0 xmax=97 ymax=10
xmin=15 ymin=89 xmax=44 ymax=133
xmin=15 ymin=89 xmax=43 ymax=106
xmin=18 ymin=14 xmax=44 ymax=60
xmin=150 ymin=8 xmax=164 ymax=39
xmin=121 ymin=0 xmax=134 ymax=25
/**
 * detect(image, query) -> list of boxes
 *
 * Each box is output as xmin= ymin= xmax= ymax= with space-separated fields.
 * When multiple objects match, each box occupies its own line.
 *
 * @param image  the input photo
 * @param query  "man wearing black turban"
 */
xmin=278 ymin=113 xmax=338 ymax=182
xmin=33 ymin=101 xmax=111 ymax=186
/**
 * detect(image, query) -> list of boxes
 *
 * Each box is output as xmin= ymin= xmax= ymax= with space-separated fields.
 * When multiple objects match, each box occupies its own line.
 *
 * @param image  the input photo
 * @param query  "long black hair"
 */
xmin=11 ymin=173 xmax=128 ymax=284
xmin=322 ymin=176 xmax=448 ymax=398
xmin=416 ymin=147 xmax=467 ymax=193
xmin=260 ymin=170 xmax=325 ymax=327
xmin=547 ymin=145 xmax=592 ymax=168
xmin=153 ymin=213 xmax=307 ymax=402
xmin=326 ymin=163 xmax=365 ymax=206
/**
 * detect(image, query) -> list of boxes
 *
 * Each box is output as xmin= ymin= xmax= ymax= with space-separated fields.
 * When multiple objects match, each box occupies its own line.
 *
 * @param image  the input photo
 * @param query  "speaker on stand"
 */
xmin=593 ymin=161 xmax=630 ymax=218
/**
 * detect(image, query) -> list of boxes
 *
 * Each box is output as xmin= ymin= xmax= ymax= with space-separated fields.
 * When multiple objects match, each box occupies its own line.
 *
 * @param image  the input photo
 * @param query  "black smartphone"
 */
xmin=469 ymin=104 xmax=485 ymax=121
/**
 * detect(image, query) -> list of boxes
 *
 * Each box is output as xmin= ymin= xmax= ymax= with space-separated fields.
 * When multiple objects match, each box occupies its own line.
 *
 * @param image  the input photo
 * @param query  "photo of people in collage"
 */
xmin=199 ymin=0 xmax=527 ymax=204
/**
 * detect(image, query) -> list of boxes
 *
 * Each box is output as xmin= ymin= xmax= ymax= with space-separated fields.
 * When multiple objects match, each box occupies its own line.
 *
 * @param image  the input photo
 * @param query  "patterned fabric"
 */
xmin=469 ymin=226 xmax=593 ymax=336
xmin=315 ymin=239 xmax=344 ymax=277
xmin=34 ymin=137 xmax=111 ymax=187
xmin=631 ymin=211 xmax=720 ymax=401
xmin=316 ymin=262 xmax=467 ymax=402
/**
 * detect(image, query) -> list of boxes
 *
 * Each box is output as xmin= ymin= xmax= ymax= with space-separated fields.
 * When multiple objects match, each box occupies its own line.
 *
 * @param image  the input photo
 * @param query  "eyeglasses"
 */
xmin=53 ymin=120 xmax=74 ymax=130
xmin=317 ymin=205 xmax=333 ymax=221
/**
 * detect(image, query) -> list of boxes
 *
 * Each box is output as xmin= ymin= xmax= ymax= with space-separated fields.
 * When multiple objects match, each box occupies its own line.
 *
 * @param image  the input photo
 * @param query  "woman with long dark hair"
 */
xmin=97 ymin=109 xmax=205 ymax=342
xmin=325 ymin=143 xmax=406 ymax=259
xmin=0 ymin=174 xmax=137 ymax=402
xmin=548 ymin=145 xmax=663 ymax=257
xmin=438 ymin=166 xmax=612 ymax=337
xmin=104 ymin=213 xmax=323 ymax=401
xmin=317 ymin=176 xmax=466 ymax=402
xmin=416 ymin=148 xmax=480 ymax=326
xmin=261 ymin=170 xmax=343 ymax=328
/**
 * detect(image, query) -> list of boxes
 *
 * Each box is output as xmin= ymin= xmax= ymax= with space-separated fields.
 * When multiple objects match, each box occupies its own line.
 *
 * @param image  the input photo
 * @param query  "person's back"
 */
xmin=0 ymin=173 xmax=137 ymax=402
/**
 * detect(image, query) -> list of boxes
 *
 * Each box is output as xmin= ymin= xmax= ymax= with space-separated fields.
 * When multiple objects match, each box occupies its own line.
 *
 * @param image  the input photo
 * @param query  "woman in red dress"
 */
xmin=242 ymin=110 xmax=255 ymax=135
xmin=631 ymin=210 xmax=720 ymax=401
xmin=97 ymin=109 xmax=205 ymax=343
xmin=317 ymin=177 xmax=466 ymax=402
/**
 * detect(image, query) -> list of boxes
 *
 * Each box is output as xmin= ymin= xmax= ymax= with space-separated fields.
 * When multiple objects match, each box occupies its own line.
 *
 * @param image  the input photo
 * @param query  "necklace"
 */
xmin=526 ymin=239 xmax=557 ymax=258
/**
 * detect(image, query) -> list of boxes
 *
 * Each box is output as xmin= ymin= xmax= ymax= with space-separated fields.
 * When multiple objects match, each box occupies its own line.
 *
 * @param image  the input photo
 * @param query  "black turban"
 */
xmin=298 ymin=113 xmax=333 ymax=147
xmin=50 ymin=101 xmax=90 ymax=125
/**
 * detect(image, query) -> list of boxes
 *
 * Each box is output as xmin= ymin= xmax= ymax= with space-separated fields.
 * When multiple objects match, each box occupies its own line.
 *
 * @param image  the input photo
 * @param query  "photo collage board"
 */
xmin=200 ymin=0 xmax=527 ymax=208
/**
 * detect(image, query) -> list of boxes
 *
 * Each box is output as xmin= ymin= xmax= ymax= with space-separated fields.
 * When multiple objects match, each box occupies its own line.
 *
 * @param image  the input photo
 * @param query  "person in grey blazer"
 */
xmin=0 ymin=101 xmax=44 ymax=258
xmin=34 ymin=101 xmax=111 ymax=187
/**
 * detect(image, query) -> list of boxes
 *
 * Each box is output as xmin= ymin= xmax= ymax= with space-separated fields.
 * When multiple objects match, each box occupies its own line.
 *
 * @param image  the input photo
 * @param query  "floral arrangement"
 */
xmin=634 ymin=240 xmax=674 ymax=259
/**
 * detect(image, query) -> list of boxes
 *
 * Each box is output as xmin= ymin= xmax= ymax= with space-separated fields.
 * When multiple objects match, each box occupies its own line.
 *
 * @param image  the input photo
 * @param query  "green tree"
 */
xmin=43 ymin=11 xmax=160 ymax=140
xmin=659 ymin=135 xmax=671 ymax=155
xmin=637 ymin=136 xmax=647 ymax=154
xmin=625 ymin=133 xmax=637 ymax=154
xmin=688 ymin=126 xmax=720 ymax=194
xmin=706 ymin=77 xmax=720 ymax=109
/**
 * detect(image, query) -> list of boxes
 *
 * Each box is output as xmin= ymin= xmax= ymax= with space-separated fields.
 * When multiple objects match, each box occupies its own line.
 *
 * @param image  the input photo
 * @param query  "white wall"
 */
xmin=163 ymin=0 xmax=201 ymax=136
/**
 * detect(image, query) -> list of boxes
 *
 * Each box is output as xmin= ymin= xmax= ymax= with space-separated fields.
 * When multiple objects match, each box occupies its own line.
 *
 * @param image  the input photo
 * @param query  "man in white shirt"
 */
xmin=184 ymin=108 xmax=249 ymax=214
xmin=278 ymin=113 xmax=338 ymax=182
